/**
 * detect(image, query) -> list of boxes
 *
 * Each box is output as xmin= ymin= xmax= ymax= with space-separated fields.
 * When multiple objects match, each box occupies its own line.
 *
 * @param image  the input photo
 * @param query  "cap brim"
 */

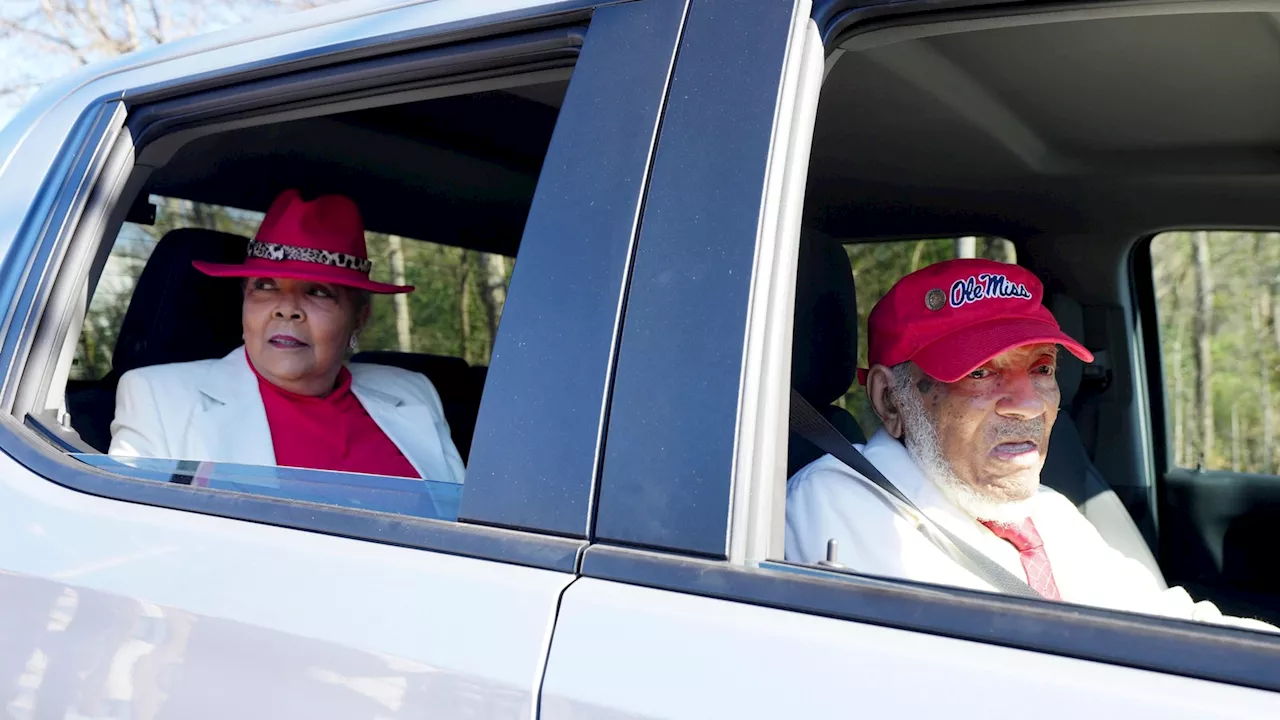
xmin=910 ymin=316 xmax=1094 ymax=383
xmin=193 ymin=260 xmax=414 ymax=295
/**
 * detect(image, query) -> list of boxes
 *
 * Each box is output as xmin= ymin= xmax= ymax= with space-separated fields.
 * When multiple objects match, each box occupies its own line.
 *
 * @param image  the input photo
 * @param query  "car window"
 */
xmin=771 ymin=9 xmax=1278 ymax=633
xmin=48 ymin=75 xmax=570 ymax=522
xmin=1151 ymin=230 xmax=1280 ymax=473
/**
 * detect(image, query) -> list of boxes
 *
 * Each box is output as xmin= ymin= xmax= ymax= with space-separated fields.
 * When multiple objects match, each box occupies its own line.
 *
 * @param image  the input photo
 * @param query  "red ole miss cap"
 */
xmin=860 ymin=259 xmax=1093 ymax=384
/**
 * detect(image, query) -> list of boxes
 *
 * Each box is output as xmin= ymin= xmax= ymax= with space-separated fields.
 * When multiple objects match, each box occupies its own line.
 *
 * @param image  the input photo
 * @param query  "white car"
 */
xmin=0 ymin=0 xmax=1278 ymax=717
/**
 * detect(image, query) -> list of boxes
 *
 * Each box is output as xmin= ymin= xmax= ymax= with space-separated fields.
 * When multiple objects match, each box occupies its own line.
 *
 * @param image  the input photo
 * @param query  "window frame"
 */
xmin=585 ymin=0 xmax=1280 ymax=693
xmin=1136 ymin=229 xmax=1280 ymax=480
xmin=0 ymin=0 xmax=688 ymax=571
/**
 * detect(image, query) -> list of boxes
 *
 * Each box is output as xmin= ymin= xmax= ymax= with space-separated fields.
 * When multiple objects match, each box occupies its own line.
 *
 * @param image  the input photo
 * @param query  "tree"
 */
xmin=385 ymin=234 xmax=413 ymax=352
xmin=478 ymin=252 xmax=510 ymax=345
xmin=1149 ymin=230 xmax=1280 ymax=476
xmin=1192 ymin=230 xmax=1214 ymax=467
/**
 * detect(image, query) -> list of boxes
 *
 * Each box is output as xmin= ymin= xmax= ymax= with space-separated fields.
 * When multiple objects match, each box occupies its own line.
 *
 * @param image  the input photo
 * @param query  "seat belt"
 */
xmin=788 ymin=389 xmax=1041 ymax=600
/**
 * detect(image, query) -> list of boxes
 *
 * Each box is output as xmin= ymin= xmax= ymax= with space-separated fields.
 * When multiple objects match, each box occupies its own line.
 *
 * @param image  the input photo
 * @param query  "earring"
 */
xmin=348 ymin=334 xmax=359 ymax=353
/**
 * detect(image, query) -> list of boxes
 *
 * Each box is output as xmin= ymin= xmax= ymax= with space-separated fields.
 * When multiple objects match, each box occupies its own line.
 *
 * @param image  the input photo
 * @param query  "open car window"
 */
xmin=25 ymin=41 xmax=583 ymax=526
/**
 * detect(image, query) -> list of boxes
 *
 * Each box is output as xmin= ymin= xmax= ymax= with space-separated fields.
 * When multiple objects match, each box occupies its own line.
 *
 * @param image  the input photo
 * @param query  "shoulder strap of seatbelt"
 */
xmin=788 ymin=389 xmax=1041 ymax=600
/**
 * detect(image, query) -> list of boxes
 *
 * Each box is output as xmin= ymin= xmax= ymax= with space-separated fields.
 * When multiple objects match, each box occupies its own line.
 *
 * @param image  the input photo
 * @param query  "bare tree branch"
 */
xmin=146 ymin=0 xmax=166 ymax=44
xmin=4 ymin=0 xmax=333 ymax=104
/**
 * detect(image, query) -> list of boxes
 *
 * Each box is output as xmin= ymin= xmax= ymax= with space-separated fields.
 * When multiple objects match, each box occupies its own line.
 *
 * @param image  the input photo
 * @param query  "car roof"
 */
xmin=806 ymin=7 xmax=1280 ymax=241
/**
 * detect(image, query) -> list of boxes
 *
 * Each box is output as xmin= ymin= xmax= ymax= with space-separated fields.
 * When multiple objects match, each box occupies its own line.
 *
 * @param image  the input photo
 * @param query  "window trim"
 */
xmin=729 ymin=16 xmax=825 ymax=566
xmin=1130 ymin=232 xmax=1172 ymax=498
xmin=0 ymin=0 xmax=686 ymax=567
xmin=0 ymin=100 xmax=126 ymax=414
xmin=581 ymin=543 xmax=1280 ymax=693
xmin=461 ymin=0 xmax=691 ymax=539
xmin=593 ymin=0 xmax=802 ymax=558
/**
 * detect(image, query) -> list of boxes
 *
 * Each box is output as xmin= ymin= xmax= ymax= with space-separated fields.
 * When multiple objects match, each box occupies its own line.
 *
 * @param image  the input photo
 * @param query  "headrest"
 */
xmin=350 ymin=351 xmax=471 ymax=391
xmin=791 ymin=231 xmax=858 ymax=406
xmin=112 ymin=228 xmax=248 ymax=376
xmin=1045 ymin=293 xmax=1085 ymax=405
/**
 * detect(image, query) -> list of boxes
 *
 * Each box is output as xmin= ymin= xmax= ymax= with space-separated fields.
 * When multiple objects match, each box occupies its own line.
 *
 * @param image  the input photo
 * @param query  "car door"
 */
xmin=540 ymin=0 xmax=1280 ymax=717
xmin=0 ymin=0 xmax=683 ymax=717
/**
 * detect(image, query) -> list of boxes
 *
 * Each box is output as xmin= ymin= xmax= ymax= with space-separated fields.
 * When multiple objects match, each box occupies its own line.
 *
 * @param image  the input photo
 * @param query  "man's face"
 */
xmin=898 ymin=344 xmax=1060 ymax=504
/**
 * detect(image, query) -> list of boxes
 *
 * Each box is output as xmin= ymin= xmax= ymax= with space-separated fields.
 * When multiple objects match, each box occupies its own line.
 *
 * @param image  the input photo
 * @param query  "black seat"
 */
xmin=350 ymin=351 xmax=485 ymax=461
xmin=788 ymin=231 xmax=865 ymax=477
xmin=67 ymin=228 xmax=248 ymax=451
xmin=1041 ymin=294 xmax=1167 ymax=586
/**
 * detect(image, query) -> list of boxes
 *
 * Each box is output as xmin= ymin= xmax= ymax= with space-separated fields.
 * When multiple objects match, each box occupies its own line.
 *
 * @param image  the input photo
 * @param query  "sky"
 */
xmin=0 ymin=0 xmax=314 ymax=132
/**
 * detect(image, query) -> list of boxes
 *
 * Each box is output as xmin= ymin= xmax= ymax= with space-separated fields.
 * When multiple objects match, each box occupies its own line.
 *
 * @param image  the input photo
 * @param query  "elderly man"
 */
xmin=787 ymin=258 xmax=1272 ymax=631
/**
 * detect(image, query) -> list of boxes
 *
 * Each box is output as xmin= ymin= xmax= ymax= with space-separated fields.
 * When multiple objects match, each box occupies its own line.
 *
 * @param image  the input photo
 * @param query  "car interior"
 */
xmin=54 ymin=78 xmax=572 ymax=463
xmin=23 ymin=2 xmax=1280 ymax=627
xmin=793 ymin=4 xmax=1280 ymax=624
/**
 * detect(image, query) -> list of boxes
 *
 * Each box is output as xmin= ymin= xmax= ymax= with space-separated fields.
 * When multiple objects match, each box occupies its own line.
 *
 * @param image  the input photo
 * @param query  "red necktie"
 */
xmin=980 ymin=518 xmax=1062 ymax=600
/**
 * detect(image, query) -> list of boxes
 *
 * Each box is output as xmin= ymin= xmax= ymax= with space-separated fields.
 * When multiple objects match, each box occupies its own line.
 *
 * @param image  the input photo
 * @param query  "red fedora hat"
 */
xmin=192 ymin=189 xmax=414 ymax=294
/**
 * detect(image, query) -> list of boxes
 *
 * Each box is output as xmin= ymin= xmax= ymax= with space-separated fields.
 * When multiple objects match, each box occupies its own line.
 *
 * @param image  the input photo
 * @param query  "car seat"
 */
xmin=788 ymin=230 xmax=865 ymax=477
xmin=1042 ymin=294 xmax=1167 ymax=586
xmin=66 ymin=228 xmax=249 ymax=451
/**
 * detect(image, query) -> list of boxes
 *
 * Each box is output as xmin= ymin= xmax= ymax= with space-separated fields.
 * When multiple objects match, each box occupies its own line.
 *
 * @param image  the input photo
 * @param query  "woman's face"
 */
xmin=242 ymin=277 xmax=365 ymax=396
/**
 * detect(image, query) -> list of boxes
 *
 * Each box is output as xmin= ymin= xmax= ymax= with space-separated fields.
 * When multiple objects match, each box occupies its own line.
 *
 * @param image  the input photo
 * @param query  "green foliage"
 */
xmin=363 ymin=233 xmax=510 ymax=366
xmin=1152 ymin=231 xmax=1280 ymax=473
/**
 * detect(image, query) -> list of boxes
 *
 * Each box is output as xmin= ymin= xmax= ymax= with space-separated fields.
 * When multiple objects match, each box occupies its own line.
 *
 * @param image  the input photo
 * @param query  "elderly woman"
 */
xmin=108 ymin=189 xmax=465 ymax=484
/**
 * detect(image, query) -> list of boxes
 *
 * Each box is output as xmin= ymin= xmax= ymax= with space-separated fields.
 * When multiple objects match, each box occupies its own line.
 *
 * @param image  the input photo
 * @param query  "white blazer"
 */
xmin=108 ymin=347 xmax=465 ymax=484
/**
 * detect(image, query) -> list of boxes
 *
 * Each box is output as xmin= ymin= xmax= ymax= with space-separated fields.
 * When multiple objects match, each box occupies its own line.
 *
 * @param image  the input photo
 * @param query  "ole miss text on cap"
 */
xmin=862 ymin=259 xmax=1093 ymax=384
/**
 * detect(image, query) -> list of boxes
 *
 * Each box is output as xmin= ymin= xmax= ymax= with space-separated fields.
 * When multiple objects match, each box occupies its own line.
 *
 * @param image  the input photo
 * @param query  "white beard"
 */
xmin=894 ymin=382 xmax=1038 ymax=523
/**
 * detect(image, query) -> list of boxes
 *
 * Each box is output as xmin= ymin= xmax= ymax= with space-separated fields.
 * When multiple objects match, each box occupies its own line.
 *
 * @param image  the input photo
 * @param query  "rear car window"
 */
xmin=1151 ymin=230 xmax=1279 ymax=473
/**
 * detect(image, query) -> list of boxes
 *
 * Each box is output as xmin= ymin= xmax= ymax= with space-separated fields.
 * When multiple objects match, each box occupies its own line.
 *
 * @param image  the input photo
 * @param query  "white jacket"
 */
xmin=786 ymin=428 xmax=1273 ymax=631
xmin=108 ymin=347 xmax=465 ymax=484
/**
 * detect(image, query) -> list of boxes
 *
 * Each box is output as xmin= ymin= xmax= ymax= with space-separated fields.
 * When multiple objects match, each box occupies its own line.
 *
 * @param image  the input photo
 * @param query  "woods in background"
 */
xmin=1154 ymin=231 xmax=1280 ymax=474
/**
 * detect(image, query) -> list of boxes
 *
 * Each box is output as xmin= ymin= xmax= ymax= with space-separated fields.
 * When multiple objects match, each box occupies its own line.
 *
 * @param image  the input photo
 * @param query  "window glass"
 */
xmin=838 ymin=236 xmax=1017 ymax=433
xmin=78 ymin=454 xmax=462 ymax=518
xmin=1151 ymin=231 xmax=1280 ymax=473
xmin=56 ymin=79 xmax=571 ymax=519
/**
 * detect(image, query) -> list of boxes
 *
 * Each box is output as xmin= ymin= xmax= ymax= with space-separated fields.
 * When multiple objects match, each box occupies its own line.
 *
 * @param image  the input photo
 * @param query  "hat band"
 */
xmin=247 ymin=241 xmax=372 ymax=274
